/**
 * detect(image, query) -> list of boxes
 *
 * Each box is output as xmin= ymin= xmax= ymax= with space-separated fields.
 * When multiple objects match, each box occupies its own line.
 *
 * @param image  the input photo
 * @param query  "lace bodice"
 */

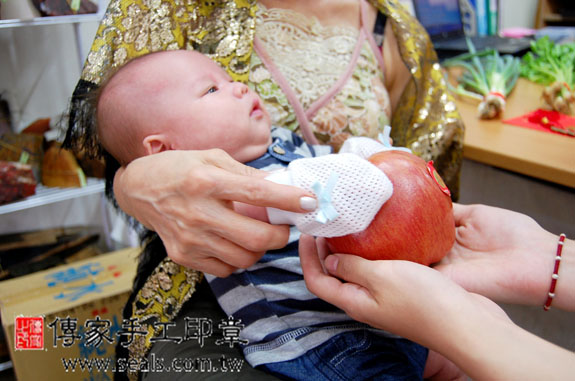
xmin=256 ymin=7 xmax=359 ymax=110
xmin=250 ymin=3 xmax=392 ymax=150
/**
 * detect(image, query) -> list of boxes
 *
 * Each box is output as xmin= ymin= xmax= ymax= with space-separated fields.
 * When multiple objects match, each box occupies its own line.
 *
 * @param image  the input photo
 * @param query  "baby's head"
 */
xmin=96 ymin=50 xmax=271 ymax=165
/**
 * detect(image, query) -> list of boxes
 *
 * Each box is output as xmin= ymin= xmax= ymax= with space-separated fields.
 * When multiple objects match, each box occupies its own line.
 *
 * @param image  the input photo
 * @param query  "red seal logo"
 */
xmin=15 ymin=317 xmax=44 ymax=350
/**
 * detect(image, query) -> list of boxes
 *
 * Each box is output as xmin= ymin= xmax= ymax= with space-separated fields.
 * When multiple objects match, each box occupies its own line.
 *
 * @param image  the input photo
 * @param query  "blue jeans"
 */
xmin=259 ymin=330 xmax=428 ymax=381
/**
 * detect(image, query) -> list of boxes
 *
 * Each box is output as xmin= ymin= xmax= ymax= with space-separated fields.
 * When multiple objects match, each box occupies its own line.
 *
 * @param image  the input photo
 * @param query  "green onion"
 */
xmin=520 ymin=36 xmax=575 ymax=115
xmin=442 ymin=38 xmax=521 ymax=119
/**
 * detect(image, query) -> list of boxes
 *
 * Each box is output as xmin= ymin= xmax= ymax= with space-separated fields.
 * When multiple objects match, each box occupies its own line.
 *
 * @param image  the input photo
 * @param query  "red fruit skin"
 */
xmin=325 ymin=151 xmax=455 ymax=266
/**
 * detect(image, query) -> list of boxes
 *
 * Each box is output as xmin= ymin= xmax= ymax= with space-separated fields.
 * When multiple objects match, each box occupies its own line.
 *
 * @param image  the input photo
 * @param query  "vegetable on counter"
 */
xmin=520 ymin=36 xmax=575 ymax=115
xmin=442 ymin=39 xmax=521 ymax=119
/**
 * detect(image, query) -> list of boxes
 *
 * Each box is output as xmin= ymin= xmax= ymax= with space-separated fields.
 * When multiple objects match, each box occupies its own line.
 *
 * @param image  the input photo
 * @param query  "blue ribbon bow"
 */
xmin=378 ymin=126 xmax=412 ymax=153
xmin=312 ymin=172 xmax=340 ymax=224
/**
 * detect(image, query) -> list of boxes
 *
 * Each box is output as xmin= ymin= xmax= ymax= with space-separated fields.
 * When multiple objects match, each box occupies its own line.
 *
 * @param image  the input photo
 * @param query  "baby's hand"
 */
xmin=233 ymin=202 xmax=270 ymax=223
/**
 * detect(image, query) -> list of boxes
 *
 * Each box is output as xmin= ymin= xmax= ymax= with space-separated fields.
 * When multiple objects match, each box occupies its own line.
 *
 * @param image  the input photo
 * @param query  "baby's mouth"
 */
xmin=250 ymin=99 xmax=264 ymax=119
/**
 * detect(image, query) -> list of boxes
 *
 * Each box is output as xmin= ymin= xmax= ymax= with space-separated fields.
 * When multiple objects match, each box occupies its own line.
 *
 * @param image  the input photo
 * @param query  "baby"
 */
xmin=96 ymin=50 xmax=452 ymax=380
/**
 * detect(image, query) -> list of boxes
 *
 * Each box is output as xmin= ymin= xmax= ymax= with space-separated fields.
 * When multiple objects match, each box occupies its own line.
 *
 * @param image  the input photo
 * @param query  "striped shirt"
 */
xmin=205 ymin=127 xmax=392 ymax=366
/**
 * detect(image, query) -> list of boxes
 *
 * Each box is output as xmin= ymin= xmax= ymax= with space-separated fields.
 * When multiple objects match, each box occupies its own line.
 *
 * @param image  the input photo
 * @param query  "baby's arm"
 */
xmin=233 ymin=202 xmax=270 ymax=223
xmin=238 ymin=129 xmax=408 ymax=233
xmin=264 ymin=153 xmax=393 ymax=237
xmin=339 ymin=125 xmax=410 ymax=159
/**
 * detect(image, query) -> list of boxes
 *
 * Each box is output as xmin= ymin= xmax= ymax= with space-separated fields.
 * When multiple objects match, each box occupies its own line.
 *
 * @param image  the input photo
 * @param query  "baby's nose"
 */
xmin=232 ymin=82 xmax=249 ymax=97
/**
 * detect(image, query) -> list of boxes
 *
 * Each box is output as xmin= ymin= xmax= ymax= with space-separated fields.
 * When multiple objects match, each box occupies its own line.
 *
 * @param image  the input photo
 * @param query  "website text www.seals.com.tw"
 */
xmin=61 ymin=353 xmax=245 ymax=373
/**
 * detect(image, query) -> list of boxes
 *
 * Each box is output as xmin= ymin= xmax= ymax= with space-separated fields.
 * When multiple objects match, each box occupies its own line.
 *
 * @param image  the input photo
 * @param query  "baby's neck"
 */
xmin=235 ymin=141 xmax=271 ymax=163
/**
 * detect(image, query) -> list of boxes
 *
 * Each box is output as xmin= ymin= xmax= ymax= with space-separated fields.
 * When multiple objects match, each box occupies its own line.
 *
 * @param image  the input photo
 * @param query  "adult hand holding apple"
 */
xmin=326 ymin=150 xmax=455 ymax=266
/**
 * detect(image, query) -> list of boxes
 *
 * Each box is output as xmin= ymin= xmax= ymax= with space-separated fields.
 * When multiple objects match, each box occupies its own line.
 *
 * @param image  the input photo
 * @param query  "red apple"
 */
xmin=325 ymin=151 xmax=455 ymax=266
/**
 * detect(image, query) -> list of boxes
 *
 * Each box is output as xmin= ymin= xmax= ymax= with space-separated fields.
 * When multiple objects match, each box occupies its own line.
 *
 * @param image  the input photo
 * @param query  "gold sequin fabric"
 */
xmin=64 ymin=0 xmax=464 ymax=374
xmin=82 ymin=0 xmax=256 ymax=84
xmin=126 ymin=257 xmax=202 ymax=381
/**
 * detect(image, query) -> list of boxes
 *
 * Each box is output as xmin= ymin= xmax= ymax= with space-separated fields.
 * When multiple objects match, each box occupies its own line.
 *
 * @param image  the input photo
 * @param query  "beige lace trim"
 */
xmin=256 ymin=6 xmax=359 ymax=110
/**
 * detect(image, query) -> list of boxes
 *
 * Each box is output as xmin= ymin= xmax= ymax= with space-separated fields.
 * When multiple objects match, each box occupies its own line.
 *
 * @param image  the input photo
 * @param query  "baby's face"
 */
xmin=143 ymin=51 xmax=272 ymax=162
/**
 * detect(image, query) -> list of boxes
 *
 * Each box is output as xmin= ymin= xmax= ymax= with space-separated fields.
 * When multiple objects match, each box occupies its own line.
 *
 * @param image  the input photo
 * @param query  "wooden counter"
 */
xmin=455 ymin=78 xmax=575 ymax=188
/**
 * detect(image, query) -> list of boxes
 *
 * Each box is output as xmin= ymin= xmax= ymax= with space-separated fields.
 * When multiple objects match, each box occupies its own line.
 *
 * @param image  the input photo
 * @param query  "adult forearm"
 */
xmin=436 ymin=294 xmax=575 ymax=380
xmin=440 ymin=204 xmax=575 ymax=311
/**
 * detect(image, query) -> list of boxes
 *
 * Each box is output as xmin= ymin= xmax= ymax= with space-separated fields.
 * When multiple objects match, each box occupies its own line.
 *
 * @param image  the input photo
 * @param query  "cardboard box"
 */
xmin=0 ymin=247 xmax=139 ymax=380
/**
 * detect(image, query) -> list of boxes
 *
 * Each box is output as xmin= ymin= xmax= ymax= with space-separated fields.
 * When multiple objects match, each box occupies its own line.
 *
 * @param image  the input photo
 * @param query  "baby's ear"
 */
xmin=142 ymin=134 xmax=170 ymax=155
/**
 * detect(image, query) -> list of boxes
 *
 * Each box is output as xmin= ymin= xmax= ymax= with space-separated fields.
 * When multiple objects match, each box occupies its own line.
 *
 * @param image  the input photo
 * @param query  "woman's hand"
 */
xmin=436 ymin=203 xmax=573 ymax=308
xmin=299 ymin=235 xmax=507 ymax=347
xmin=299 ymin=235 xmax=575 ymax=380
xmin=114 ymin=149 xmax=316 ymax=277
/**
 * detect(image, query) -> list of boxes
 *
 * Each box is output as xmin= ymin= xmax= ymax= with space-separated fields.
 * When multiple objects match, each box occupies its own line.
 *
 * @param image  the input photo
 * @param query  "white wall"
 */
xmin=499 ymin=0 xmax=539 ymax=30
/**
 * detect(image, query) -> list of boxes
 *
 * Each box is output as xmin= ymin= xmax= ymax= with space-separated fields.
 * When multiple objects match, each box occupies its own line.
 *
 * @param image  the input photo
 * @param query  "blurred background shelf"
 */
xmin=0 ymin=0 xmax=106 ymax=74
xmin=536 ymin=0 xmax=575 ymax=28
xmin=0 ymin=13 xmax=103 ymax=28
xmin=0 ymin=178 xmax=104 ymax=215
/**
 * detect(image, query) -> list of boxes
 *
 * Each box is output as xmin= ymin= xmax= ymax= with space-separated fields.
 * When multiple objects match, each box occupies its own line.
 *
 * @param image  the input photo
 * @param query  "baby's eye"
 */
xmin=207 ymin=86 xmax=218 ymax=94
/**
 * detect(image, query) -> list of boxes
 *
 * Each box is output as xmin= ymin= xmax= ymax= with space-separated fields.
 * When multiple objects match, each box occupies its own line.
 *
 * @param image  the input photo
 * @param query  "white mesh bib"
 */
xmin=266 ymin=153 xmax=393 ymax=237
xmin=339 ymin=136 xmax=389 ymax=159
xmin=339 ymin=126 xmax=413 ymax=159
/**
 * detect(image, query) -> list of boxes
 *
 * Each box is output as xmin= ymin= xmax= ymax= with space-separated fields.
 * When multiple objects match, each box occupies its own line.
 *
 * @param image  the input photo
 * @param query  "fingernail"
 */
xmin=300 ymin=196 xmax=317 ymax=211
xmin=324 ymin=255 xmax=338 ymax=274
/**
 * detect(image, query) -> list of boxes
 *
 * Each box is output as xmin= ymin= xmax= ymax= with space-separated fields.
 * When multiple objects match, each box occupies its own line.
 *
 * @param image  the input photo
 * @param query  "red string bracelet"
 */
xmin=543 ymin=233 xmax=567 ymax=311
